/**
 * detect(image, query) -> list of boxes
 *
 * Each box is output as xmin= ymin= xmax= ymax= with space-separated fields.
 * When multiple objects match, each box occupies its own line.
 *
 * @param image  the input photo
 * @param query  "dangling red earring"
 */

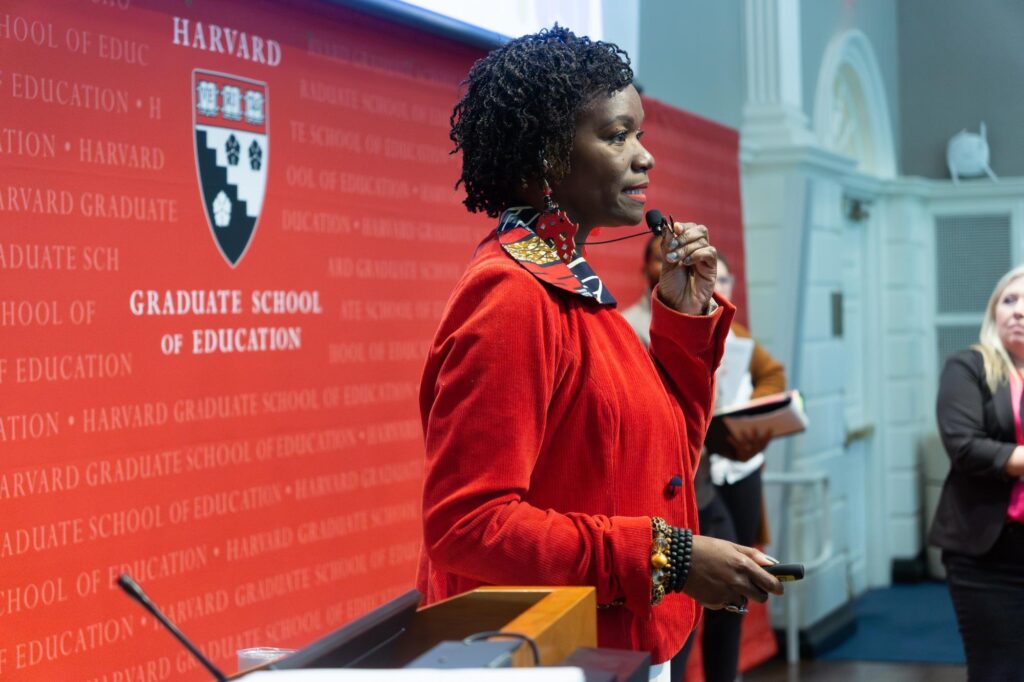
xmin=535 ymin=180 xmax=579 ymax=265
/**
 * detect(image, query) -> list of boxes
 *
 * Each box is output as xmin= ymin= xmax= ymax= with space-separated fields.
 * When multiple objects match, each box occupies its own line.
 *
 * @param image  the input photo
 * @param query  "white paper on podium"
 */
xmin=242 ymin=668 xmax=586 ymax=681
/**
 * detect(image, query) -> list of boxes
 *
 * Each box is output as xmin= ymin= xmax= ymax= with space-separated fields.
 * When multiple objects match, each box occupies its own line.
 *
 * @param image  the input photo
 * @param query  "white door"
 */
xmin=841 ymin=207 xmax=875 ymax=596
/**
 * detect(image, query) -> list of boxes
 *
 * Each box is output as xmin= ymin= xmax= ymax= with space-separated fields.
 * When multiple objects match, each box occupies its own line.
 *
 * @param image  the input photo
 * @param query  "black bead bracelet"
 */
xmin=650 ymin=518 xmax=694 ymax=604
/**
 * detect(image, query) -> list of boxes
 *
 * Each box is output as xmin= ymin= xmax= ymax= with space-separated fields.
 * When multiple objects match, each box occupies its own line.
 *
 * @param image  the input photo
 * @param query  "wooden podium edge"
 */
xmin=232 ymin=585 xmax=599 ymax=675
xmin=477 ymin=586 xmax=597 ymax=666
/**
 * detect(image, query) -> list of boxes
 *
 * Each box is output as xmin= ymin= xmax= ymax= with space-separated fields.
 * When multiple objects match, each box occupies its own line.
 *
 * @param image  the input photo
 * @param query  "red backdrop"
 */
xmin=0 ymin=2 xmax=750 ymax=680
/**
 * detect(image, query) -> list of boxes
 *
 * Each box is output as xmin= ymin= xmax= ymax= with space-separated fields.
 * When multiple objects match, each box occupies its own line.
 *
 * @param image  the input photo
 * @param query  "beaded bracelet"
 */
xmin=650 ymin=517 xmax=694 ymax=605
xmin=667 ymin=526 xmax=682 ymax=594
xmin=671 ymin=527 xmax=693 ymax=593
xmin=650 ymin=517 xmax=672 ymax=605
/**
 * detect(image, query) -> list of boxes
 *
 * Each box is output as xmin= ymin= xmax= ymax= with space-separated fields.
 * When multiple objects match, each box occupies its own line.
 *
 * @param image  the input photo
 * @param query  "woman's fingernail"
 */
xmin=668 ymin=238 xmax=679 ymax=250
xmin=683 ymin=255 xmax=693 ymax=265
xmin=665 ymin=251 xmax=679 ymax=263
xmin=764 ymin=554 xmax=780 ymax=564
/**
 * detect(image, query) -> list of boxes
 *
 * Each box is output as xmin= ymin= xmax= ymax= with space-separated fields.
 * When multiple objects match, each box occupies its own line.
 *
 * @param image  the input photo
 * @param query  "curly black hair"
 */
xmin=450 ymin=26 xmax=634 ymax=217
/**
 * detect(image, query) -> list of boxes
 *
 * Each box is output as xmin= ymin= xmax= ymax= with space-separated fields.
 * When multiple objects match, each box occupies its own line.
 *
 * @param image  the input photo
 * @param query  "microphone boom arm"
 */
xmin=117 ymin=574 xmax=227 ymax=681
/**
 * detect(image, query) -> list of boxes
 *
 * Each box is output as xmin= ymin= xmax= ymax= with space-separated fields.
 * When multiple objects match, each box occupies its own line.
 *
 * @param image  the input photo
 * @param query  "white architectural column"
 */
xmin=742 ymin=0 xmax=815 ymax=147
xmin=877 ymin=190 xmax=931 ymax=570
xmin=601 ymin=0 xmax=640 ymax=75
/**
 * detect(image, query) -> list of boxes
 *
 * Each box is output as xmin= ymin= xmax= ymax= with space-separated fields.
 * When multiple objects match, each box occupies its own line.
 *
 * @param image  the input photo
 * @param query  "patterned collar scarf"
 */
xmin=496 ymin=207 xmax=616 ymax=306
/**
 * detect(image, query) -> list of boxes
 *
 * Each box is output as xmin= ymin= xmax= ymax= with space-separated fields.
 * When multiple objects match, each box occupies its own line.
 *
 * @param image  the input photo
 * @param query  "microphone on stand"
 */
xmin=117 ymin=574 xmax=228 ymax=681
xmin=577 ymin=209 xmax=669 ymax=246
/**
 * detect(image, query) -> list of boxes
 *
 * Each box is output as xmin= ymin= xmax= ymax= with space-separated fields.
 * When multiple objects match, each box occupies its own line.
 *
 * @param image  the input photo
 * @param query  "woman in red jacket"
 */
xmin=418 ymin=26 xmax=781 ymax=677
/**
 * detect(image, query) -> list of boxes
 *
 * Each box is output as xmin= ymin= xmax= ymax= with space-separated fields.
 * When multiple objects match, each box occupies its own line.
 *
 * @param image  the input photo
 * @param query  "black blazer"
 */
xmin=929 ymin=348 xmax=1019 ymax=556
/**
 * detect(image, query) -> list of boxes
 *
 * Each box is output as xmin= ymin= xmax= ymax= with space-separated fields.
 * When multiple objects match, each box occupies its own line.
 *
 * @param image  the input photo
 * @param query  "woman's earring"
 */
xmin=535 ymin=179 xmax=579 ymax=265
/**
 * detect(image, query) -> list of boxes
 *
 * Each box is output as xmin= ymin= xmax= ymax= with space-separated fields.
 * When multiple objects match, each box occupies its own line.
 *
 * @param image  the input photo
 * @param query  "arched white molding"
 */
xmin=813 ymin=30 xmax=897 ymax=179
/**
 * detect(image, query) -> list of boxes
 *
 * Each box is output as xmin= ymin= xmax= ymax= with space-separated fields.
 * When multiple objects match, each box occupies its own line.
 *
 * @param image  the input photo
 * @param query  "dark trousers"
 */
xmin=672 ymin=470 xmax=763 ymax=682
xmin=715 ymin=468 xmax=763 ymax=547
xmin=944 ymin=523 xmax=1024 ymax=682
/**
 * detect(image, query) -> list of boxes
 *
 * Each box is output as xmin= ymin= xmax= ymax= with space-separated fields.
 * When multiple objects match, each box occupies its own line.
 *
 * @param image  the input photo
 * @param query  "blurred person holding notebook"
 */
xmin=627 ymin=244 xmax=785 ymax=681
xmin=930 ymin=265 xmax=1024 ymax=680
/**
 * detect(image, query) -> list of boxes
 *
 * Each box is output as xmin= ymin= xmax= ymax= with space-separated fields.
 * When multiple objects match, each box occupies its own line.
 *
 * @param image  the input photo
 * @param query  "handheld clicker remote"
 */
xmin=765 ymin=563 xmax=805 ymax=582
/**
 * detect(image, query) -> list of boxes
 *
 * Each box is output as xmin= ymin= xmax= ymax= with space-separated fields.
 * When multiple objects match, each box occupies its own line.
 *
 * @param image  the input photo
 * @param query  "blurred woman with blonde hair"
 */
xmin=930 ymin=264 xmax=1024 ymax=680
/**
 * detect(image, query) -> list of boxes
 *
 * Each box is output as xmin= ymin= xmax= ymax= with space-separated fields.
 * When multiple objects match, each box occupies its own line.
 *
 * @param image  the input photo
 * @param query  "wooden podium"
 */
xmin=359 ymin=586 xmax=598 ymax=668
xmin=233 ymin=586 xmax=600 ymax=677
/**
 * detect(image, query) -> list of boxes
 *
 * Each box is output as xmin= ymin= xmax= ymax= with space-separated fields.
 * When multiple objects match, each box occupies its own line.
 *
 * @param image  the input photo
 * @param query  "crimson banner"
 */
xmin=0 ymin=2 xmax=746 ymax=680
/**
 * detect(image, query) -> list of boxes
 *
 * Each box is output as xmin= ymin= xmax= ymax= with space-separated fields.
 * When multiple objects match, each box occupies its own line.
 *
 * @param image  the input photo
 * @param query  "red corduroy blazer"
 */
xmin=418 ymin=232 xmax=733 ymax=663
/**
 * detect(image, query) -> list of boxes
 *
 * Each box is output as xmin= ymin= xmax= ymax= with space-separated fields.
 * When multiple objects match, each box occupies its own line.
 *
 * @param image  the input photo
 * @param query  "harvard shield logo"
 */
xmin=192 ymin=70 xmax=268 ymax=267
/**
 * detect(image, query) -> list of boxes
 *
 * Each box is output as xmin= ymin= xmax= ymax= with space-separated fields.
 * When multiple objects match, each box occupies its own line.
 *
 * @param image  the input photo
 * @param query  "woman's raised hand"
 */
xmin=657 ymin=222 xmax=717 ymax=316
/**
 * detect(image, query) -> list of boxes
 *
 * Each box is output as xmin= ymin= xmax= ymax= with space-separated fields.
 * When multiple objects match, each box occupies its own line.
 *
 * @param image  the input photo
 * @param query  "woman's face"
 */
xmin=553 ymin=84 xmax=654 ymax=232
xmin=996 ymin=277 xmax=1024 ymax=356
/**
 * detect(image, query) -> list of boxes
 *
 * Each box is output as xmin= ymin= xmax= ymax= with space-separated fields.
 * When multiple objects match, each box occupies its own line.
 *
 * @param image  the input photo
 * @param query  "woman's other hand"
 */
xmin=726 ymin=428 xmax=773 ymax=461
xmin=1007 ymin=445 xmax=1024 ymax=477
xmin=657 ymin=222 xmax=717 ymax=316
xmin=683 ymin=535 xmax=783 ymax=609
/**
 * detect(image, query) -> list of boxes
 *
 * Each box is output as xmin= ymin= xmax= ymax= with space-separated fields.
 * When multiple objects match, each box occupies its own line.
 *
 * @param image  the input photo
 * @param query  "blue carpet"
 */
xmin=819 ymin=582 xmax=966 ymax=665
